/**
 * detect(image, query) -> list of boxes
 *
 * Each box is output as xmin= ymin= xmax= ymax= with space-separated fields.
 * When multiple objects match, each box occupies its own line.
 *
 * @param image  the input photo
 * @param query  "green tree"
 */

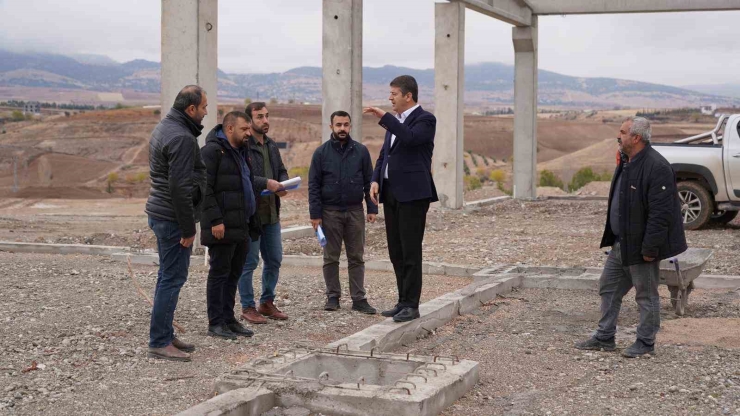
xmin=11 ymin=110 xmax=24 ymax=122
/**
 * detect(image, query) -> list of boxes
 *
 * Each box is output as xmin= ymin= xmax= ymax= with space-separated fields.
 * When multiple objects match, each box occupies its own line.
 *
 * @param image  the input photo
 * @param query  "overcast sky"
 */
xmin=1 ymin=0 xmax=739 ymax=87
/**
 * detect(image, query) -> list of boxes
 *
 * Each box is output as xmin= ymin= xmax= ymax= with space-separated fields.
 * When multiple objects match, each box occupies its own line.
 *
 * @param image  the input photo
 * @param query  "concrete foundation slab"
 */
xmin=0 ymin=241 xmax=130 ymax=256
xmin=217 ymin=349 xmax=478 ymax=416
xmin=174 ymin=388 xmax=275 ymax=416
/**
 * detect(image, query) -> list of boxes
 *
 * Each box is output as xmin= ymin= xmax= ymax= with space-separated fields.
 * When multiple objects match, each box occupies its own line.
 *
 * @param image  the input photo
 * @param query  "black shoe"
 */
xmin=622 ymin=340 xmax=655 ymax=358
xmin=208 ymin=325 xmax=237 ymax=340
xmin=227 ymin=322 xmax=254 ymax=337
xmin=574 ymin=337 xmax=616 ymax=351
xmin=393 ymin=307 xmax=420 ymax=322
xmin=381 ymin=304 xmax=403 ymax=317
xmin=324 ymin=297 xmax=340 ymax=311
xmin=352 ymin=299 xmax=377 ymax=315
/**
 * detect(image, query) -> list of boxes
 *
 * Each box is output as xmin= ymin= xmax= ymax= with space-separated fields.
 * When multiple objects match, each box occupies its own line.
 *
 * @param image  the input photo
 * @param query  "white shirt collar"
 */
xmin=396 ymin=104 xmax=420 ymax=122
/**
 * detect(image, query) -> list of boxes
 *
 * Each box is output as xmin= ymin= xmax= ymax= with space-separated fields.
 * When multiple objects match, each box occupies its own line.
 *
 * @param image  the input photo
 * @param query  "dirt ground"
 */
xmin=412 ymin=286 xmax=740 ymax=416
xmin=0 ymin=252 xmax=471 ymax=415
xmin=2 ymin=197 xmax=740 ymax=276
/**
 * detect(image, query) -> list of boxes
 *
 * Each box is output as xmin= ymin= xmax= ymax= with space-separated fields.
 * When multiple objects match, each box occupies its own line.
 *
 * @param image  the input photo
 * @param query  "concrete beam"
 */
xmin=433 ymin=2 xmax=466 ymax=209
xmin=527 ymin=0 xmax=740 ymax=15
xmin=322 ymin=0 xmax=363 ymax=143
xmin=512 ymin=16 xmax=538 ymax=199
xmin=161 ymin=0 xmax=218 ymax=148
xmin=449 ymin=0 xmax=532 ymax=26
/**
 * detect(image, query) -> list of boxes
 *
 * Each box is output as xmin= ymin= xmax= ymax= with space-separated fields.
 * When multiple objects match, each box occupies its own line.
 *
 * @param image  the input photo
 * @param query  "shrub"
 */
xmin=568 ymin=167 xmax=612 ymax=191
xmin=470 ymin=151 xmax=478 ymax=167
xmin=464 ymin=175 xmax=482 ymax=191
xmin=539 ymin=170 xmax=564 ymax=189
xmin=463 ymin=162 xmax=470 ymax=176
xmin=483 ymin=157 xmax=490 ymax=167
xmin=153 ymin=109 xmax=161 ymax=115
xmin=489 ymin=169 xmax=506 ymax=184
xmin=244 ymin=98 xmax=252 ymax=106
xmin=269 ymin=98 xmax=278 ymax=105
xmin=476 ymin=167 xmax=488 ymax=180
xmin=106 ymin=172 xmax=119 ymax=193
xmin=11 ymin=110 xmax=24 ymax=122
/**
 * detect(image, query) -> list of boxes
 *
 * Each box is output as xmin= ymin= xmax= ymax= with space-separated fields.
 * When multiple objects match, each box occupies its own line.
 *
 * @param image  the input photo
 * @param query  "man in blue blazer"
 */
xmin=364 ymin=75 xmax=438 ymax=322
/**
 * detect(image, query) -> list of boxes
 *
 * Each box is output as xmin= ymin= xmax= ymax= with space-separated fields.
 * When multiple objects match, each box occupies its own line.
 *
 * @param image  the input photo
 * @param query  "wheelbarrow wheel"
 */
xmin=668 ymin=286 xmax=679 ymax=308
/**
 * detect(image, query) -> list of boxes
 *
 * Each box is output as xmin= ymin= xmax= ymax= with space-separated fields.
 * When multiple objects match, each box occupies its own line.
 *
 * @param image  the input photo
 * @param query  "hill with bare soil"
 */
xmin=0 ymin=104 xmax=716 ymax=198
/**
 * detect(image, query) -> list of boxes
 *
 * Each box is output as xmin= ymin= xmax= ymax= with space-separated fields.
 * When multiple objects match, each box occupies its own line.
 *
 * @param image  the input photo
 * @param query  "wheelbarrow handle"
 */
xmin=669 ymin=257 xmax=685 ymax=290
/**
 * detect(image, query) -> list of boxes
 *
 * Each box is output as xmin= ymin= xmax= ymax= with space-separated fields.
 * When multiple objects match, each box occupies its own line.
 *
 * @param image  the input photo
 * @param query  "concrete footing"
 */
xmin=0 ymin=241 xmax=130 ymax=256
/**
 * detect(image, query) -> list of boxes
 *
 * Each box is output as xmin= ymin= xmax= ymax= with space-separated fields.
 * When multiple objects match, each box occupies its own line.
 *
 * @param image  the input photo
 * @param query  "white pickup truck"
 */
xmin=654 ymin=114 xmax=740 ymax=230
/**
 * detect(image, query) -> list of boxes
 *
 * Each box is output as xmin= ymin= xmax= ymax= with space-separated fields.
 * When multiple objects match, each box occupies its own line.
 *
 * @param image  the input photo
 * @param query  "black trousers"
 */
xmin=206 ymin=241 xmax=249 ymax=327
xmin=383 ymin=183 xmax=430 ymax=308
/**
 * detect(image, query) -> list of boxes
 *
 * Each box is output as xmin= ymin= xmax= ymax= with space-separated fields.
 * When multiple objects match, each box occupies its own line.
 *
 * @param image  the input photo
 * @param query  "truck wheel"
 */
xmin=677 ymin=181 xmax=712 ymax=230
xmin=710 ymin=210 xmax=739 ymax=225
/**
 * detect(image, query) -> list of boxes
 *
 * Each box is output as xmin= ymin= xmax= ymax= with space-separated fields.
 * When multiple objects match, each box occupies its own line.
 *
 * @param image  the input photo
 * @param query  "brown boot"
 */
xmin=172 ymin=337 xmax=195 ymax=353
xmin=258 ymin=300 xmax=288 ymax=320
xmin=241 ymin=307 xmax=268 ymax=324
xmin=147 ymin=344 xmax=191 ymax=362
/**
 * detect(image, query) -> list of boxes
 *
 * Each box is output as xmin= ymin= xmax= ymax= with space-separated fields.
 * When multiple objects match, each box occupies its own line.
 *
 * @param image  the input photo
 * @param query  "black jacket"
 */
xmin=247 ymin=135 xmax=289 ymax=217
xmin=308 ymin=135 xmax=378 ymax=219
xmin=145 ymin=108 xmax=207 ymax=238
xmin=600 ymin=145 xmax=687 ymax=266
xmin=200 ymin=126 xmax=260 ymax=246
xmin=371 ymin=106 xmax=438 ymax=203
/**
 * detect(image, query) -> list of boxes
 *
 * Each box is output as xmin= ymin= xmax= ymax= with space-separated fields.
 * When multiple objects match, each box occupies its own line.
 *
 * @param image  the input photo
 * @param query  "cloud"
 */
xmin=1 ymin=0 xmax=739 ymax=86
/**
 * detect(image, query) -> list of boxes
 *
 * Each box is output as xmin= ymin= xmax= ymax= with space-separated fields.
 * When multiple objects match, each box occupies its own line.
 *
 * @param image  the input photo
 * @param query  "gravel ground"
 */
xmin=410 ymin=286 xmax=740 ymax=416
xmin=0 ymin=252 xmax=470 ymax=415
xmin=3 ymin=197 xmax=738 ymax=276
xmin=284 ymin=199 xmax=740 ymax=275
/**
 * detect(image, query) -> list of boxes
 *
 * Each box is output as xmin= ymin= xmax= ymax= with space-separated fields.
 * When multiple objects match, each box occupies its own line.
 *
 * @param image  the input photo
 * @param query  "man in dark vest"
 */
xmin=238 ymin=102 xmax=291 ymax=324
xmin=200 ymin=111 xmax=258 ymax=340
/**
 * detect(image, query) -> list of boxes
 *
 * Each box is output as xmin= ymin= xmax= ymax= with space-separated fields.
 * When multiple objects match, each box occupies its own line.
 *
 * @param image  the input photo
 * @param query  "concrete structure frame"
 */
xmin=160 ymin=0 xmax=740 ymax=205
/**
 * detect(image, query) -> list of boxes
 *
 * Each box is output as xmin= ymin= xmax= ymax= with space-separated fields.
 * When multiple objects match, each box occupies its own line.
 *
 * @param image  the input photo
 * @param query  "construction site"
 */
xmin=2 ymin=0 xmax=740 ymax=415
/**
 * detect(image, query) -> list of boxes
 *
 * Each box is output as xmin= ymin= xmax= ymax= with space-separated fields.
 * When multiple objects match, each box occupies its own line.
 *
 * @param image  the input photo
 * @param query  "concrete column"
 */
xmin=433 ymin=2 xmax=465 ymax=209
xmin=322 ymin=0 xmax=363 ymax=143
xmin=161 ymin=0 xmax=218 ymax=147
xmin=512 ymin=16 xmax=538 ymax=199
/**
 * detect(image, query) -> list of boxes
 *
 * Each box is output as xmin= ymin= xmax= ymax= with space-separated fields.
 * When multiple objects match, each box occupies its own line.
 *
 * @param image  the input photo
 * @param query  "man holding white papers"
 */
xmin=238 ymin=102 xmax=290 ymax=324
xmin=308 ymin=111 xmax=378 ymax=314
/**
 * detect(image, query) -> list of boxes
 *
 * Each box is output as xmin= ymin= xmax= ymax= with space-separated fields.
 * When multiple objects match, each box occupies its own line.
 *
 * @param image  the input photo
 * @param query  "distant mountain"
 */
xmin=684 ymin=84 xmax=740 ymax=100
xmin=0 ymin=49 xmax=737 ymax=109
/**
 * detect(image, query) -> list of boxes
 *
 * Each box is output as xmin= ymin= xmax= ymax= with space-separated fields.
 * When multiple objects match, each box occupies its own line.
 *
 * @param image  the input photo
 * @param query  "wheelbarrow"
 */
xmin=659 ymin=248 xmax=714 ymax=316
xmin=604 ymin=248 xmax=714 ymax=316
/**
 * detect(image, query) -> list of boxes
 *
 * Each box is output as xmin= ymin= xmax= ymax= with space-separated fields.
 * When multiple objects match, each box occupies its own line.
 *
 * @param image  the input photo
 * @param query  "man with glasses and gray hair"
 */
xmin=576 ymin=117 xmax=687 ymax=358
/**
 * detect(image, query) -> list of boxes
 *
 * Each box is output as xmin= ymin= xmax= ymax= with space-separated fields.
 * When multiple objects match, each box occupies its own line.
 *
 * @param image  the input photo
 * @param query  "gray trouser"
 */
xmin=595 ymin=242 xmax=661 ymax=344
xmin=322 ymin=209 xmax=366 ymax=301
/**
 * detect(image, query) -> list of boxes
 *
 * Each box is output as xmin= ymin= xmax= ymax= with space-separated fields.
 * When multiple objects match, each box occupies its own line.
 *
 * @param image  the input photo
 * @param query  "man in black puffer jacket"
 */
xmin=145 ymin=85 xmax=208 ymax=362
xmin=200 ymin=111 xmax=258 ymax=340
xmin=576 ymin=117 xmax=687 ymax=359
xmin=309 ymin=111 xmax=378 ymax=315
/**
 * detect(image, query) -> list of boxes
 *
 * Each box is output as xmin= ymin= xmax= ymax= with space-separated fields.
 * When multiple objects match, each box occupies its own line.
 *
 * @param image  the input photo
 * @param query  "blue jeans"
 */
xmin=239 ymin=222 xmax=282 ymax=309
xmin=595 ymin=242 xmax=661 ymax=344
xmin=148 ymin=216 xmax=192 ymax=348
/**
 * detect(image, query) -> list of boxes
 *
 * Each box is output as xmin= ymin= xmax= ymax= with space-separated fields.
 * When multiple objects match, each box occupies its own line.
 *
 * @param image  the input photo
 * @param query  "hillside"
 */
xmin=1 ymin=50 xmax=738 ymax=109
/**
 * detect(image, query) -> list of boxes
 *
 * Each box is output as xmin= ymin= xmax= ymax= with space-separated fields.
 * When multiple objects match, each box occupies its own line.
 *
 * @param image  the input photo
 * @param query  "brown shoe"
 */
xmin=258 ymin=300 xmax=288 ymax=320
xmin=172 ymin=337 xmax=195 ymax=353
xmin=241 ymin=307 xmax=268 ymax=324
xmin=147 ymin=344 xmax=191 ymax=362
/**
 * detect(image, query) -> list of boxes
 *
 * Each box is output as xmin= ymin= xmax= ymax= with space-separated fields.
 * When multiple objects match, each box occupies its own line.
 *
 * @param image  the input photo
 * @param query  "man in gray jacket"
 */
xmin=145 ymin=85 xmax=208 ymax=362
